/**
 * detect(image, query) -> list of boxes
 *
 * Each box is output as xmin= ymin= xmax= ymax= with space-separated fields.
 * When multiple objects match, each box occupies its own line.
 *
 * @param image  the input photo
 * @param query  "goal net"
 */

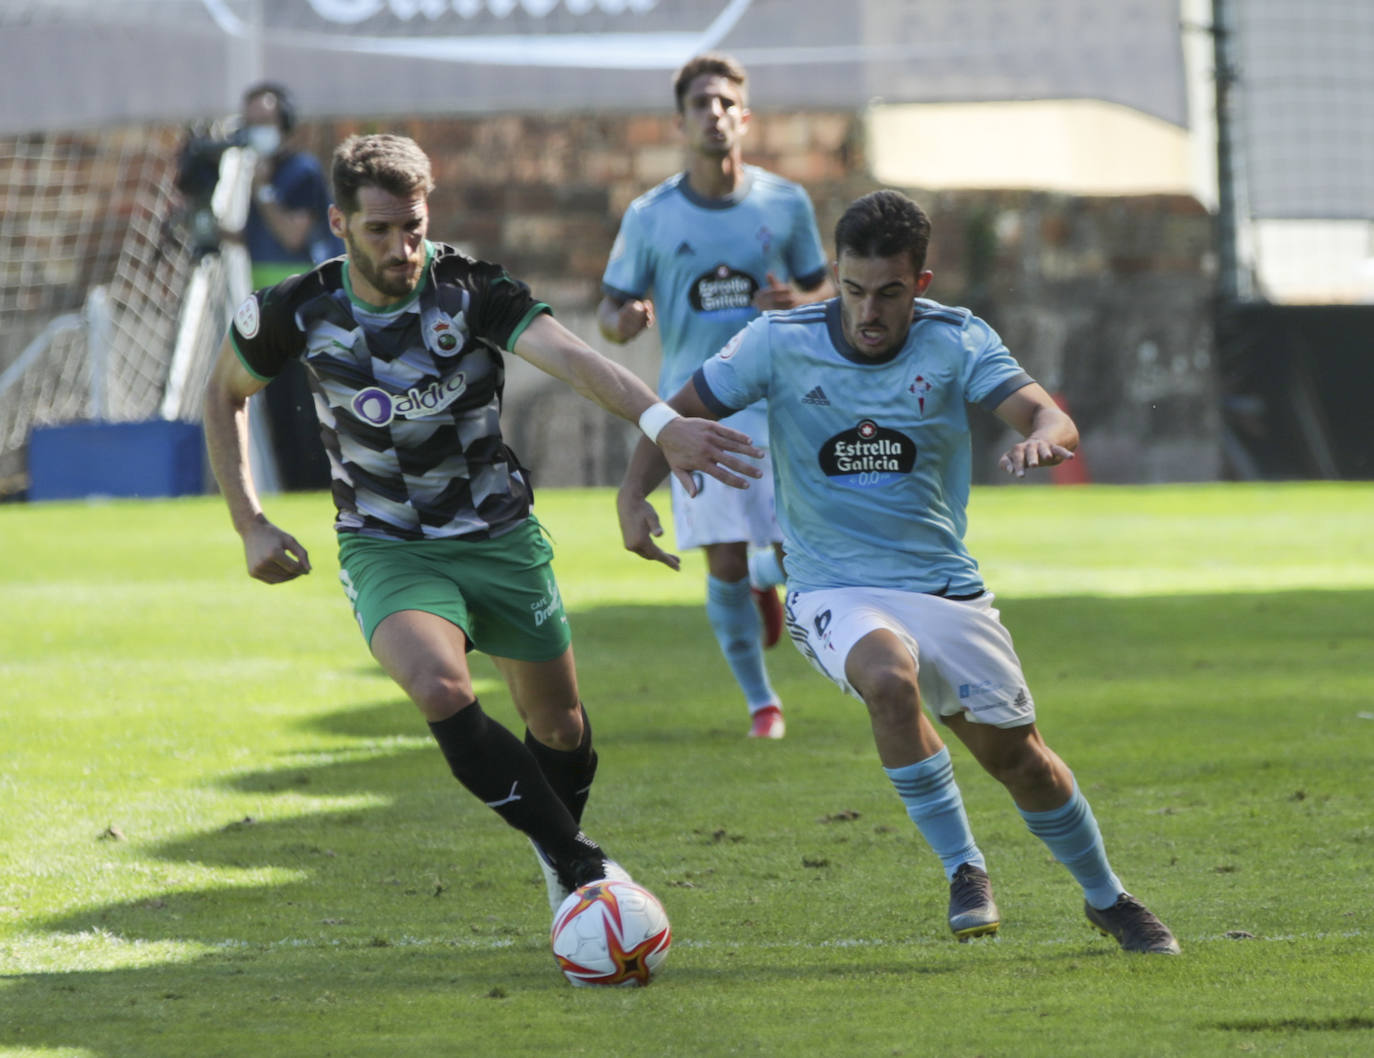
xmin=0 ymin=124 xmax=248 ymax=497
xmin=1226 ymin=0 xmax=1374 ymax=303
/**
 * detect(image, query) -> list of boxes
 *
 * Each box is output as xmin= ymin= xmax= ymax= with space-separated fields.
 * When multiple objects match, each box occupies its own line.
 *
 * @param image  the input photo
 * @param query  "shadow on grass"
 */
xmin=4 ymin=590 xmax=1373 ymax=1056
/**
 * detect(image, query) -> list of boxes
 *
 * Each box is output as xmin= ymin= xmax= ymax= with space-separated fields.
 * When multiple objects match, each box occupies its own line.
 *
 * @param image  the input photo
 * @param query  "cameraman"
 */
xmin=229 ymin=81 xmax=342 ymax=289
xmin=227 ymin=82 xmax=342 ymax=490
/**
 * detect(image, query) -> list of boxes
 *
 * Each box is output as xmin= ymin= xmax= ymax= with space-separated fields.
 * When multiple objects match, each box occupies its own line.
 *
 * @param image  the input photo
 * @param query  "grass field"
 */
xmin=2 ymin=482 xmax=1372 ymax=1057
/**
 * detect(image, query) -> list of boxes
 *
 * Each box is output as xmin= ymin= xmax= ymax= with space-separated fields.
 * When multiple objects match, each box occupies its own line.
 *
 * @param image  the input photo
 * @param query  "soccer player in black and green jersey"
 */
xmin=204 ymin=133 xmax=761 ymax=912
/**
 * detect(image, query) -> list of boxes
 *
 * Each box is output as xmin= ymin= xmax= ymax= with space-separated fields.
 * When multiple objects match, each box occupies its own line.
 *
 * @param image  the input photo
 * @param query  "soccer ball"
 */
xmin=550 ymin=879 xmax=672 ymax=987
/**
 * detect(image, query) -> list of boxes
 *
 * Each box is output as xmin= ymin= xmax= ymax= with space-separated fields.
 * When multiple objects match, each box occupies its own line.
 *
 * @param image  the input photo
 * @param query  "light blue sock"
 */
xmin=705 ymin=575 xmax=776 ymax=711
xmin=748 ymin=547 xmax=785 ymax=590
xmin=884 ymin=746 xmax=985 ymax=881
xmin=1018 ymin=781 xmax=1124 ymax=910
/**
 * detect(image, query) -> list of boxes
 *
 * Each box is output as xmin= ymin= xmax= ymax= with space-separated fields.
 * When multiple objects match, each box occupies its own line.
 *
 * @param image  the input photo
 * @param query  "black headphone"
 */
xmin=243 ymin=81 xmax=298 ymax=133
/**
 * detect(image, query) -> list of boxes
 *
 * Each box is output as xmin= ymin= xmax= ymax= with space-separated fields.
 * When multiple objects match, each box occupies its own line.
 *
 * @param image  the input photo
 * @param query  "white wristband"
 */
xmin=638 ymin=401 xmax=681 ymax=444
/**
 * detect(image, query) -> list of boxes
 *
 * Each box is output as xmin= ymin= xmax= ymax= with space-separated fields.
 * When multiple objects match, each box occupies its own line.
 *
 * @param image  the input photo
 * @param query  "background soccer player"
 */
xmin=617 ymin=189 xmax=1180 ymax=954
xmin=204 ymin=133 xmax=761 ymax=914
xmin=597 ymin=52 xmax=834 ymax=740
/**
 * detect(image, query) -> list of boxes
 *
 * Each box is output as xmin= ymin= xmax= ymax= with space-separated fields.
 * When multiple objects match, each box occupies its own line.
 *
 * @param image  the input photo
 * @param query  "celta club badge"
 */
xmin=910 ymin=374 xmax=933 ymax=415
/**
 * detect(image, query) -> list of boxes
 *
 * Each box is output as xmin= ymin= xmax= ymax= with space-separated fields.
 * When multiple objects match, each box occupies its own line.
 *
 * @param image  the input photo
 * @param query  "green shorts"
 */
xmin=337 ymin=518 xmax=572 ymax=661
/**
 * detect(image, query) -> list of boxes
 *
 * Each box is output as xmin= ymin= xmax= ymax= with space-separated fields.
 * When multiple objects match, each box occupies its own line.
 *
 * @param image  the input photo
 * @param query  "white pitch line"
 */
xmin=194 ymin=927 xmax=1366 ymax=954
xmin=6 ymin=926 xmax=1363 ymax=975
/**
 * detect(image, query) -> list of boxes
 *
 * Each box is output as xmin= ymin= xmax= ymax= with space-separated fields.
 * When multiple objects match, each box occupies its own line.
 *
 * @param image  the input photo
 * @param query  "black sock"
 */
xmin=524 ymin=704 xmax=599 ymax=825
xmin=428 ymin=701 xmax=600 ymax=868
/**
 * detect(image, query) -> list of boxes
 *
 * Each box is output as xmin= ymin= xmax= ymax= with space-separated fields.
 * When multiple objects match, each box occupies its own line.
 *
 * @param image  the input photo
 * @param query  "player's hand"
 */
xmin=753 ymin=273 xmax=800 ymax=311
xmin=614 ymin=299 xmax=655 ymax=341
xmin=616 ymin=492 xmax=680 ymax=571
xmin=998 ymin=440 xmax=1076 ymax=478
xmin=656 ymin=417 xmax=763 ymax=493
xmin=242 ymin=516 xmax=312 ymax=584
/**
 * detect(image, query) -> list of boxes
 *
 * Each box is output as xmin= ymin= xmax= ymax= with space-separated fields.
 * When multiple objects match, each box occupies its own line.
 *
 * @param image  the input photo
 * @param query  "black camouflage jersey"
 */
xmin=229 ymin=241 xmax=549 ymax=541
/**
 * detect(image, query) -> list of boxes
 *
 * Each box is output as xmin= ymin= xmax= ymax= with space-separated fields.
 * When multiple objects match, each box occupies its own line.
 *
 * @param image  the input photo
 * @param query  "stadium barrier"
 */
xmin=28 ymin=419 xmax=204 ymax=501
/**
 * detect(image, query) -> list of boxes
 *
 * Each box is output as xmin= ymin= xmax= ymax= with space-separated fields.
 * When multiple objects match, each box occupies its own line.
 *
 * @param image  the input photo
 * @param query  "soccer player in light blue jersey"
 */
xmin=598 ymin=53 xmax=834 ymax=740
xmin=616 ymin=190 xmax=1180 ymax=954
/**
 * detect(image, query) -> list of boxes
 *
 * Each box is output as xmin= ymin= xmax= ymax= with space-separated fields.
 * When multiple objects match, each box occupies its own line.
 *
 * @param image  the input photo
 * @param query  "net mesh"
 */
xmin=0 ymin=125 xmax=229 ymax=493
xmin=1230 ymin=0 xmax=1374 ymax=302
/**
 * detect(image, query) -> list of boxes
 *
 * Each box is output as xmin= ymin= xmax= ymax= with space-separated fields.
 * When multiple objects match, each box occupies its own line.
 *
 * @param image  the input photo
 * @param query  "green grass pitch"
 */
xmin=1 ymin=482 xmax=1371 ymax=1057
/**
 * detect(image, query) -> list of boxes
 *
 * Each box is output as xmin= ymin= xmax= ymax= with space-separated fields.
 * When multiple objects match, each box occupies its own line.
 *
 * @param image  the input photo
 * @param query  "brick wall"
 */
xmin=305 ymin=110 xmax=1219 ymax=487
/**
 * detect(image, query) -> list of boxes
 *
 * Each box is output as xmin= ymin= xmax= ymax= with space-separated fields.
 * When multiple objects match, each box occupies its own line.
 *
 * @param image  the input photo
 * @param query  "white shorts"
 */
xmin=784 ymin=586 xmax=1036 ymax=728
xmin=669 ymin=448 xmax=782 ymax=551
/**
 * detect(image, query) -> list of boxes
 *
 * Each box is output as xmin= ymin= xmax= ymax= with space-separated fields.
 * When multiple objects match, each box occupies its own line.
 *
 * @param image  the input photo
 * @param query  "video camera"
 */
xmin=172 ymin=120 xmax=252 ymax=258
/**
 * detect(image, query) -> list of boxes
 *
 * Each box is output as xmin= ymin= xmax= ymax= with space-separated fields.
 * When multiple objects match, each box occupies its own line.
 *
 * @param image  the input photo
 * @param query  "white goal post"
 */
xmin=0 ymin=124 xmax=279 ymax=497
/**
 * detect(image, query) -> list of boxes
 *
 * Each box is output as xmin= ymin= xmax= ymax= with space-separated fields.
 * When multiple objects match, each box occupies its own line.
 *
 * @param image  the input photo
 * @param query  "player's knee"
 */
xmin=528 ymin=707 xmax=584 ymax=751
xmin=857 ymin=660 xmax=921 ymax=726
xmin=406 ymin=668 xmax=475 ymax=720
xmin=704 ymin=542 xmax=749 ymax=582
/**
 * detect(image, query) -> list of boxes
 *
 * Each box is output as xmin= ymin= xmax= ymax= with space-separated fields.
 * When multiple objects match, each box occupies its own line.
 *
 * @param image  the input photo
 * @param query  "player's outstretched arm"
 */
xmin=617 ymin=436 xmax=680 ymax=571
xmin=203 ymin=337 xmax=312 ymax=583
xmin=512 ymin=313 xmax=762 ymax=491
xmin=616 ymin=379 xmax=760 ymax=571
xmin=992 ymin=382 xmax=1080 ymax=478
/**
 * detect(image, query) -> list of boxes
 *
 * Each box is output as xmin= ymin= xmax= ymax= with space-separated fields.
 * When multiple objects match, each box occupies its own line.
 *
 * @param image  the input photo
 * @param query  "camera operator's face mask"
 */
xmin=246 ymin=124 xmax=282 ymax=156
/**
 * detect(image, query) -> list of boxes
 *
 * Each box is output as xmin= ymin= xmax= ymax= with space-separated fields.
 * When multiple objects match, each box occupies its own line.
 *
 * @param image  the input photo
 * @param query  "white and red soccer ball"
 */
xmin=550 ymin=879 xmax=671 ymax=987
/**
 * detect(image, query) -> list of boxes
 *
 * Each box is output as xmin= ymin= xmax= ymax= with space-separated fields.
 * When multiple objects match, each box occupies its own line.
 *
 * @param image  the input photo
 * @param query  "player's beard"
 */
xmin=345 ymin=231 xmax=422 ymax=300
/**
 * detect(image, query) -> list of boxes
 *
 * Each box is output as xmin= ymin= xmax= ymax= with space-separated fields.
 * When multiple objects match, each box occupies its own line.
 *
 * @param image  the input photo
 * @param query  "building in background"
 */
xmin=1 ymin=0 xmax=1369 ymax=494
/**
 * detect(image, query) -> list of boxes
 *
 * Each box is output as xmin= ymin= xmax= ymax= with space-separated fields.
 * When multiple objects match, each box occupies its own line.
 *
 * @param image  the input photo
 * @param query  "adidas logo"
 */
xmin=802 ymin=385 xmax=830 ymax=405
xmin=674 ymin=240 xmax=695 ymax=256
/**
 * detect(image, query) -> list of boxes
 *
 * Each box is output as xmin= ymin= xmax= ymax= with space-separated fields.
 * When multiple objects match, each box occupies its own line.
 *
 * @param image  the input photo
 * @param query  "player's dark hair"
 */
xmin=330 ymin=134 xmax=436 ymax=215
xmin=834 ymin=190 xmax=933 ymax=273
xmin=672 ymin=52 xmax=748 ymax=113
xmin=242 ymin=81 xmax=297 ymax=132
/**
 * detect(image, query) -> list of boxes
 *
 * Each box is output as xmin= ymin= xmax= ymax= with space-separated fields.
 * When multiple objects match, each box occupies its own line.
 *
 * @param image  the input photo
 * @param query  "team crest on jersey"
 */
xmin=234 ymin=295 xmax=260 ymax=339
xmin=433 ymin=323 xmax=458 ymax=352
xmin=909 ymin=374 xmax=933 ymax=415
xmin=818 ymin=419 xmax=916 ymax=488
xmin=689 ymin=264 xmax=757 ymax=312
xmin=422 ymin=305 xmax=466 ymax=356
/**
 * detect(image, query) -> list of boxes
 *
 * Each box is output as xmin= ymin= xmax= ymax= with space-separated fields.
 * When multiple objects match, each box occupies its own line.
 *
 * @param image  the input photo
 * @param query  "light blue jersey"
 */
xmin=694 ymin=298 xmax=1033 ymax=595
xmin=602 ymin=166 xmax=829 ymax=443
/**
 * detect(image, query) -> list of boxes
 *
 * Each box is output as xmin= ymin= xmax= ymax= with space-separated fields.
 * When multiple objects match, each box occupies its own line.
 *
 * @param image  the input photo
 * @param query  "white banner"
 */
xmin=2 ymin=0 xmax=1188 ymax=133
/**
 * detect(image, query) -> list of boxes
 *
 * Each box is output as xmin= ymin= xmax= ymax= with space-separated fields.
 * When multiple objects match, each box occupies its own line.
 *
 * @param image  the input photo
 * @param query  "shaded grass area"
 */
xmin=2 ymin=485 xmax=1372 ymax=1057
